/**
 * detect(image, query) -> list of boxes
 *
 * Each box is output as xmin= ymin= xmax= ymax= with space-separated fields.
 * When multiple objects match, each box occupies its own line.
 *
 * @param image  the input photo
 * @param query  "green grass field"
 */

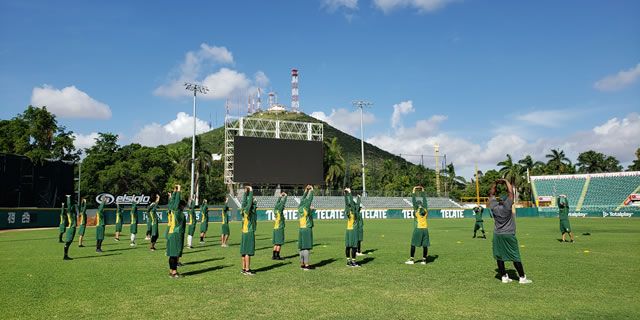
xmin=1 ymin=218 xmax=639 ymax=319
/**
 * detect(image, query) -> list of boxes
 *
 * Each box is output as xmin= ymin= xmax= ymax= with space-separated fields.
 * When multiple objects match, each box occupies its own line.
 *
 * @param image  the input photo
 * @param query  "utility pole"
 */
xmin=352 ymin=100 xmax=372 ymax=197
xmin=184 ymin=82 xmax=209 ymax=205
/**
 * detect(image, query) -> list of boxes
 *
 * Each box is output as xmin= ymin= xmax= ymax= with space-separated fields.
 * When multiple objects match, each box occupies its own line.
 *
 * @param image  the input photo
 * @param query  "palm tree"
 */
xmin=545 ymin=149 xmax=572 ymax=174
xmin=324 ymin=137 xmax=346 ymax=190
xmin=497 ymin=154 xmax=523 ymax=199
xmin=445 ymin=163 xmax=466 ymax=193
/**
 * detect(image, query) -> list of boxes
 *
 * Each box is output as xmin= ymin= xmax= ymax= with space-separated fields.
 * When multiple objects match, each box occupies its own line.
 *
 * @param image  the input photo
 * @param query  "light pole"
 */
xmin=352 ymin=100 xmax=372 ymax=197
xmin=184 ymin=82 xmax=209 ymax=204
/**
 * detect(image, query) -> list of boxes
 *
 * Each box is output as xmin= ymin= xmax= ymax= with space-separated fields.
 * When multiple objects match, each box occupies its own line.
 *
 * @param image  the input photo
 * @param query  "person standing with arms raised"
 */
xmin=62 ymin=195 xmax=76 ymax=260
xmin=129 ymin=200 xmax=139 ymax=247
xmin=272 ymin=192 xmax=287 ymax=260
xmin=240 ymin=186 xmax=256 ymax=275
xmin=95 ymin=195 xmax=106 ymax=253
xmin=77 ymin=198 xmax=88 ymax=247
xmin=199 ymin=199 xmax=209 ymax=244
xmin=489 ymin=179 xmax=532 ymax=284
xmin=166 ymin=185 xmax=185 ymax=278
xmin=298 ymin=185 xmax=315 ymax=270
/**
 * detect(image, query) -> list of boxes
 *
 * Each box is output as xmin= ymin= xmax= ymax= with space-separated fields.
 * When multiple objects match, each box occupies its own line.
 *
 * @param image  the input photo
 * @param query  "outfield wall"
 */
xmin=2 ymin=207 xmax=639 ymax=230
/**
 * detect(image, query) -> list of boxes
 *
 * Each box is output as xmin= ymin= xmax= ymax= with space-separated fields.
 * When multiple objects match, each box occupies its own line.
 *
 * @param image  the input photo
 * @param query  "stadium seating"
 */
xmin=581 ymin=174 xmax=640 ymax=211
xmin=532 ymin=176 xmax=586 ymax=207
xmin=532 ymin=172 xmax=640 ymax=211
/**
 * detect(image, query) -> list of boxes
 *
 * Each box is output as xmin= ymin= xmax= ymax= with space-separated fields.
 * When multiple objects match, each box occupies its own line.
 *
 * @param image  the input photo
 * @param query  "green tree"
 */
xmin=545 ymin=149 xmax=573 ymax=174
xmin=577 ymin=150 xmax=622 ymax=173
xmin=323 ymin=137 xmax=346 ymax=190
xmin=0 ymin=106 xmax=80 ymax=162
xmin=498 ymin=154 xmax=523 ymax=199
xmin=629 ymin=148 xmax=640 ymax=171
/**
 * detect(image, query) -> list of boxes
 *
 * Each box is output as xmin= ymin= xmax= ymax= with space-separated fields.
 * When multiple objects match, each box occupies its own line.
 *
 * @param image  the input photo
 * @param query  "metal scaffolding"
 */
xmin=224 ymin=116 xmax=323 ymax=184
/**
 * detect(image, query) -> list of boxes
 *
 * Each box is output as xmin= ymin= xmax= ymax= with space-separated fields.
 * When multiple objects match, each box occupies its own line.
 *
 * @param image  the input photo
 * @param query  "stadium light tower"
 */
xmin=353 ymin=100 xmax=373 ymax=197
xmin=184 ymin=82 xmax=209 ymax=204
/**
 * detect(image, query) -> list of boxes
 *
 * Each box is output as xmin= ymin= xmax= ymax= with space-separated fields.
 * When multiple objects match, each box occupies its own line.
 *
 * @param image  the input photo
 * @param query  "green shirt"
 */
xmin=79 ymin=203 xmax=87 ymax=226
xmin=221 ymin=205 xmax=229 ymax=225
xmin=474 ymin=207 xmax=483 ymax=222
xmin=66 ymin=203 xmax=77 ymax=228
xmin=130 ymin=203 xmax=138 ymax=224
xmin=200 ymin=204 xmax=209 ymax=223
xmin=412 ymin=192 xmax=428 ymax=229
xmin=298 ymin=190 xmax=314 ymax=229
xmin=273 ymin=195 xmax=287 ymax=229
xmin=241 ymin=191 xmax=256 ymax=233
xmin=96 ymin=202 xmax=106 ymax=226
xmin=558 ymin=197 xmax=569 ymax=220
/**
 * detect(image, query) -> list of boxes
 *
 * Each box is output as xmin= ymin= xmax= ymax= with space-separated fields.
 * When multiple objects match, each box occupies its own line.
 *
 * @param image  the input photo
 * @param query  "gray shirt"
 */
xmin=489 ymin=196 xmax=515 ymax=235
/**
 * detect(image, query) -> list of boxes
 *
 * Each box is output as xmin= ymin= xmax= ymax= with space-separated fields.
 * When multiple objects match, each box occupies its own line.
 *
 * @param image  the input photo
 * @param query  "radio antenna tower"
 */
xmin=291 ymin=68 xmax=300 ymax=113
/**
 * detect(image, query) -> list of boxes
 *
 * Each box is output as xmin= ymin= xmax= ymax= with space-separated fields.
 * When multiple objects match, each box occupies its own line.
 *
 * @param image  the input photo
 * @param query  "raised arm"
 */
xmin=344 ymin=188 xmax=353 ymax=208
xmin=243 ymin=187 xmax=253 ymax=213
xmin=421 ymin=190 xmax=427 ymax=208
xmin=504 ymin=179 xmax=514 ymax=201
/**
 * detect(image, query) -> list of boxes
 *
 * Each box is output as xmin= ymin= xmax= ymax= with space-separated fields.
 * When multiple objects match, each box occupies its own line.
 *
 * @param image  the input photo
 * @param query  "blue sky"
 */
xmin=1 ymin=0 xmax=639 ymax=178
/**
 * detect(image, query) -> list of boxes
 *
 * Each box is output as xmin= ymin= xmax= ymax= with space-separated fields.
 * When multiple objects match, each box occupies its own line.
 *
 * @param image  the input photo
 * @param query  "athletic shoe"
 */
xmin=405 ymin=259 xmax=415 ymax=265
xmin=150 ymin=248 xmax=156 ymax=252
xmin=346 ymin=261 xmax=352 ymax=267
xmin=114 ymin=238 xmax=120 ymax=241
xmin=245 ymin=270 xmax=256 ymax=276
xmin=78 ymin=245 xmax=85 ymax=248
xmin=96 ymin=249 xmax=103 ymax=253
xmin=199 ymin=241 xmax=205 ymax=244
xmin=301 ymin=266 xmax=310 ymax=271
xmin=63 ymin=256 xmax=73 ymax=260
xmin=356 ymin=252 xmax=365 ymax=256
xmin=170 ymin=273 xmax=181 ymax=279
xmin=501 ymin=275 xmax=513 ymax=283
xmin=130 ymin=243 xmax=135 ymax=247
xmin=519 ymin=276 xmax=533 ymax=284
xmin=351 ymin=262 xmax=361 ymax=268
xmin=276 ymin=256 xmax=284 ymax=260
xmin=420 ymin=259 xmax=427 ymax=265
xmin=188 ymin=246 xmax=193 ymax=249
xmin=472 ymin=235 xmax=476 ymax=238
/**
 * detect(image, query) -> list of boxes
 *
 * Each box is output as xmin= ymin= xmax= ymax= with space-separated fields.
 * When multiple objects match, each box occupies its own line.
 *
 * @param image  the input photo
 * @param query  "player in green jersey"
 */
xmin=472 ymin=206 xmax=486 ymax=239
xmin=58 ymin=201 xmax=66 ymax=243
xmin=344 ymin=188 xmax=360 ymax=267
xmin=220 ymin=197 xmax=230 ymax=247
xmin=187 ymin=200 xmax=197 ymax=249
xmin=95 ymin=195 xmax=106 ymax=253
xmin=557 ymin=195 xmax=574 ymax=242
xmin=272 ymin=192 xmax=287 ymax=260
xmin=166 ymin=185 xmax=185 ymax=278
xmin=405 ymin=186 xmax=430 ymax=265
xmin=199 ymin=199 xmax=209 ymax=244
xmin=240 ymin=186 xmax=257 ymax=275
xmin=63 ymin=195 xmax=76 ymax=260
xmin=148 ymin=194 xmax=160 ymax=251
xmin=114 ymin=203 xmax=123 ymax=241
xmin=129 ymin=201 xmax=139 ymax=246
xmin=298 ymin=185 xmax=315 ymax=270
xmin=77 ymin=198 xmax=88 ymax=247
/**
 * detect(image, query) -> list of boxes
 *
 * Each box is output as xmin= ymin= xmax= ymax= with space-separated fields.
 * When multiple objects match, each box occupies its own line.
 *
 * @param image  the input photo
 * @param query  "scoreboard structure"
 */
xmin=224 ymin=117 xmax=324 ymax=186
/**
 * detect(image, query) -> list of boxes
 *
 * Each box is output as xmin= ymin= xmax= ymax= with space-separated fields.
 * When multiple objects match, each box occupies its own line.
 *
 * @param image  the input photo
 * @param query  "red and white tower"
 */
xmin=291 ymin=68 xmax=299 ymax=112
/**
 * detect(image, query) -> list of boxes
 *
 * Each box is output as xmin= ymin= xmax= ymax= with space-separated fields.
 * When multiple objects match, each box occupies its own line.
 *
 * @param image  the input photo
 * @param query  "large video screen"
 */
xmin=234 ymin=136 xmax=324 ymax=185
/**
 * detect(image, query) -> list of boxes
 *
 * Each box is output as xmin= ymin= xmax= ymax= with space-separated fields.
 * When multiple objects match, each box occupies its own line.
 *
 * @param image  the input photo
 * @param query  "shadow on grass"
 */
xmin=72 ymin=253 xmax=122 ymax=260
xmin=312 ymin=258 xmax=337 ymax=268
xmin=182 ymin=249 xmax=207 ymax=255
xmin=181 ymin=264 xmax=232 ymax=276
xmin=361 ymin=248 xmax=377 ymax=254
xmin=183 ymin=257 xmax=224 ymax=266
xmin=103 ymin=247 xmax=137 ymax=252
xmin=358 ymin=257 xmax=375 ymax=265
xmin=253 ymin=262 xmax=292 ymax=273
xmin=494 ymin=268 xmax=518 ymax=280
xmin=426 ymin=255 xmax=439 ymax=263
xmin=281 ymin=254 xmax=300 ymax=260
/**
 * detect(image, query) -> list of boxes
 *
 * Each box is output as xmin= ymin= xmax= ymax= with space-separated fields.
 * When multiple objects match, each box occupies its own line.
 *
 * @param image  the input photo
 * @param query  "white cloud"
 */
xmin=132 ymin=112 xmax=211 ymax=147
xmin=322 ymin=0 xmax=358 ymax=12
xmin=30 ymin=85 xmax=111 ymax=119
xmin=311 ymin=108 xmax=376 ymax=135
xmin=391 ymin=100 xmax=415 ymax=129
xmin=154 ymin=43 xmax=267 ymax=100
xmin=373 ymin=0 xmax=457 ymax=14
xmin=73 ymin=132 xmax=100 ymax=150
xmin=594 ymin=63 xmax=640 ymax=92
xmin=515 ymin=109 xmax=576 ymax=128
xmin=365 ymin=99 xmax=640 ymax=180
xmin=201 ymin=68 xmax=252 ymax=99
